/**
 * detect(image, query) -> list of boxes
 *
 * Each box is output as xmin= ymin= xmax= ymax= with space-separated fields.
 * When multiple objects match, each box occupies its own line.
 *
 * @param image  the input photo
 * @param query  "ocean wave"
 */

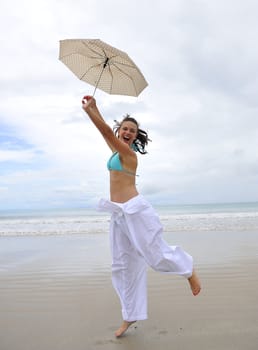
xmin=1 ymin=210 xmax=258 ymax=236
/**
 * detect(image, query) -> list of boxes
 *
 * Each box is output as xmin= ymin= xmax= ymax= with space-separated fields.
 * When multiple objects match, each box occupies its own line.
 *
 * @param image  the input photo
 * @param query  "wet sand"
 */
xmin=0 ymin=231 xmax=258 ymax=350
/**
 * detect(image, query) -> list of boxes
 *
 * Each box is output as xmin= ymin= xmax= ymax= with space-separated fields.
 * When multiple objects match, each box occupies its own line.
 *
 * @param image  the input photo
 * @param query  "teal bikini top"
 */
xmin=107 ymin=152 xmax=137 ymax=176
xmin=107 ymin=152 xmax=123 ymax=172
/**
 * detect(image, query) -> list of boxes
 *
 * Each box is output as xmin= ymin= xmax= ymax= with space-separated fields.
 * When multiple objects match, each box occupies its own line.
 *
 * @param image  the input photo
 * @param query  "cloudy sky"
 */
xmin=0 ymin=0 xmax=258 ymax=210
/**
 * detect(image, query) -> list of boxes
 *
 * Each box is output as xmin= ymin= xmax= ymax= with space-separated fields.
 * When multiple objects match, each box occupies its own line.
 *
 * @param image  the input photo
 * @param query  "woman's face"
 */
xmin=118 ymin=121 xmax=138 ymax=146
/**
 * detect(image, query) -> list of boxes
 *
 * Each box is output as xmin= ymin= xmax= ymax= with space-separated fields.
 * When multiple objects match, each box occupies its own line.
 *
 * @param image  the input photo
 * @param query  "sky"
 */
xmin=0 ymin=0 xmax=258 ymax=210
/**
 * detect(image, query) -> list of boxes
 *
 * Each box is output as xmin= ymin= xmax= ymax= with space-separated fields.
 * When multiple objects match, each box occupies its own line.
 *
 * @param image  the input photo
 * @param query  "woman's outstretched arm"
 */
xmin=82 ymin=96 xmax=135 ymax=157
xmin=82 ymin=96 xmax=115 ymax=150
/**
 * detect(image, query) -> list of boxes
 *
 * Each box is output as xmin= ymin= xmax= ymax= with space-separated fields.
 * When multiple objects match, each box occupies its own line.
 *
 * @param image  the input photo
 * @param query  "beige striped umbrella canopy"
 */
xmin=59 ymin=39 xmax=148 ymax=97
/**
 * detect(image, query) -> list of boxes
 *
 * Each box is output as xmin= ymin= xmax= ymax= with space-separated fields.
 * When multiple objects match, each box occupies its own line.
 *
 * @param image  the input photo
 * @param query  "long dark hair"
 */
xmin=113 ymin=114 xmax=150 ymax=154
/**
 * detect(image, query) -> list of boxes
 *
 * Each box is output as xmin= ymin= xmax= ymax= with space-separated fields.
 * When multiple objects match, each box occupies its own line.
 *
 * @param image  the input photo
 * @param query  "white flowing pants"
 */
xmin=97 ymin=195 xmax=193 ymax=322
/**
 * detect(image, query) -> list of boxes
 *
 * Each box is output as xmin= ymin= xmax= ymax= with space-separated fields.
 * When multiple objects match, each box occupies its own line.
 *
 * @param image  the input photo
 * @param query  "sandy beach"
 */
xmin=0 ymin=230 xmax=258 ymax=350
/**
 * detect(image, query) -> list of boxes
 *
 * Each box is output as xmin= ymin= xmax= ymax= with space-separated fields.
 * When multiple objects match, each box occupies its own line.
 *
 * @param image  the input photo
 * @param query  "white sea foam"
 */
xmin=0 ymin=203 xmax=258 ymax=236
xmin=160 ymin=211 xmax=258 ymax=232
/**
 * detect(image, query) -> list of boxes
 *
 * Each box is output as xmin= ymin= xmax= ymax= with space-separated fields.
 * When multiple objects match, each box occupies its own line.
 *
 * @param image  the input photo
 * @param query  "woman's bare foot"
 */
xmin=188 ymin=270 xmax=201 ymax=296
xmin=115 ymin=321 xmax=136 ymax=337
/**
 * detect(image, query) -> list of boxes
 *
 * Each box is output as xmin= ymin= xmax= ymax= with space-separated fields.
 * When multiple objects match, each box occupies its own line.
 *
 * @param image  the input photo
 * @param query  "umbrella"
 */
xmin=59 ymin=39 xmax=148 ymax=97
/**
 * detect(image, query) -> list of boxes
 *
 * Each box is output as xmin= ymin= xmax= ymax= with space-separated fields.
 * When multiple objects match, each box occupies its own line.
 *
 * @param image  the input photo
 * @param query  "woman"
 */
xmin=82 ymin=96 xmax=201 ymax=337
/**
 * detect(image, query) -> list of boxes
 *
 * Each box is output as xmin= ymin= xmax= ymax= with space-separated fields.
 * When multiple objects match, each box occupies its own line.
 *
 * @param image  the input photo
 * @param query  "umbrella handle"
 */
xmin=92 ymin=57 xmax=109 ymax=96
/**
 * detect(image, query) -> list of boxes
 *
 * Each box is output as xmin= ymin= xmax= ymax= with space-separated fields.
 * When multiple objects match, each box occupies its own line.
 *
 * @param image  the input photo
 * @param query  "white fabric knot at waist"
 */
xmin=96 ymin=195 xmax=149 ymax=215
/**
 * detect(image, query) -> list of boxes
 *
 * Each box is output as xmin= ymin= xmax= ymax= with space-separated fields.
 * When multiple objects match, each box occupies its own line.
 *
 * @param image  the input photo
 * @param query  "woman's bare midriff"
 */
xmin=109 ymin=171 xmax=139 ymax=203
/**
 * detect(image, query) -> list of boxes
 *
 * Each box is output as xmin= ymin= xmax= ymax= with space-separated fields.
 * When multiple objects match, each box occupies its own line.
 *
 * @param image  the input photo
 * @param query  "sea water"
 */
xmin=0 ymin=201 xmax=258 ymax=236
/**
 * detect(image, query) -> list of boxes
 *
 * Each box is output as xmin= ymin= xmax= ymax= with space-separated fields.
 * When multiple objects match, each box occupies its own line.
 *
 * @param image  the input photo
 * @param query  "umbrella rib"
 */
xmin=81 ymin=41 xmax=118 ymax=65
xmin=60 ymin=53 xmax=103 ymax=61
xmin=79 ymin=62 xmax=105 ymax=80
xmin=60 ymin=52 xmax=107 ymax=80
xmin=81 ymin=41 xmax=124 ymax=74
xmin=81 ymin=41 xmax=104 ymax=59
xmin=81 ymin=40 xmax=121 ymax=66
xmin=110 ymin=62 xmax=139 ymax=94
xmin=110 ymin=60 xmax=138 ymax=70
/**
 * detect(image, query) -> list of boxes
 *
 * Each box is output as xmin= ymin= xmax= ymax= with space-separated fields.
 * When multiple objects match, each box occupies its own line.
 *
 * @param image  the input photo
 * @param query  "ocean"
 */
xmin=1 ymin=201 xmax=258 ymax=236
